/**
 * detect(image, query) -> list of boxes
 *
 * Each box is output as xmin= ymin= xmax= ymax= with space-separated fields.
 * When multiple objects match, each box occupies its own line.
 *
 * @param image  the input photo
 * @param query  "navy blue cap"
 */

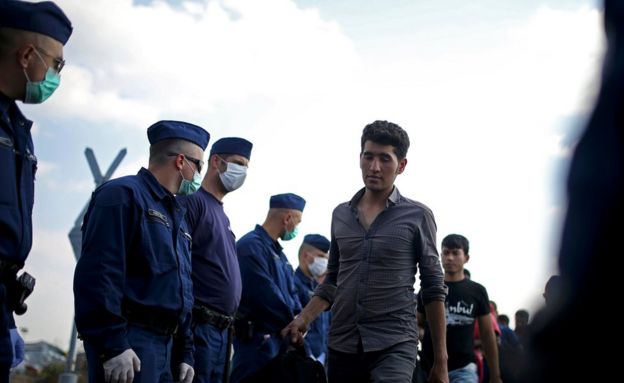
xmin=0 ymin=1 xmax=73 ymax=45
xmin=210 ymin=137 xmax=253 ymax=160
xmin=147 ymin=120 xmax=210 ymax=150
xmin=270 ymin=193 xmax=306 ymax=211
xmin=303 ymin=234 xmax=330 ymax=253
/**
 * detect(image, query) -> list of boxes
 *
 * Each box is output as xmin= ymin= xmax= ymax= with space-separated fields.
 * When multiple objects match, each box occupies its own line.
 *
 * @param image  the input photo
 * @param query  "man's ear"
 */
xmin=17 ymin=44 xmax=36 ymax=69
xmin=397 ymin=158 xmax=408 ymax=174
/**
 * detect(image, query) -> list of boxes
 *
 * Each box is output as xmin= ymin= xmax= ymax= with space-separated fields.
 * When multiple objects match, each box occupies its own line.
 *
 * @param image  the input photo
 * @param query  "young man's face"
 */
xmin=359 ymin=140 xmax=406 ymax=193
xmin=441 ymin=246 xmax=469 ymax=274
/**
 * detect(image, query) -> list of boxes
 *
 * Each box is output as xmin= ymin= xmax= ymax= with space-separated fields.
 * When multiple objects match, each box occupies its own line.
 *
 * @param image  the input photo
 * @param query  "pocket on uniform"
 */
xmin=142 ymin=211 xmax=177 ymax=273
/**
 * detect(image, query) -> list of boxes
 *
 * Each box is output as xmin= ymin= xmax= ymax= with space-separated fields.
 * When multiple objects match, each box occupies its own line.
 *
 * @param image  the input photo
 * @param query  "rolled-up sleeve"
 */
xmin=416 ymin=209 xmax=447 ymax=304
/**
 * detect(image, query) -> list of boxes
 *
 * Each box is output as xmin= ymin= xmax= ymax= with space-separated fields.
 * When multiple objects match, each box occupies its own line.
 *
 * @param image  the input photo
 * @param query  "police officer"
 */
xmin=179 ymin=137 xmax=253 ymax=383
xmin=0 ymin=0 xmax=72 ymax=377
xmin=74 ymin=121 xmax=209 ymax=383
xmin=293 ymin=234 xmax=331 ymax=365
xmin=231 ymin=193 xmax=305 ymax=383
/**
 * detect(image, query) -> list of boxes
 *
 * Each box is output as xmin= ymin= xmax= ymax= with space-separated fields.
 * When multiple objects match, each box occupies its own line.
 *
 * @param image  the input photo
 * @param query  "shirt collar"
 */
xmin=348 ymin=186 xmax=401 ymax=208
xmin=138 ymin=167 xmax=171 ymax=201
xmin=254 ymin=224 xmax=283 ymax=252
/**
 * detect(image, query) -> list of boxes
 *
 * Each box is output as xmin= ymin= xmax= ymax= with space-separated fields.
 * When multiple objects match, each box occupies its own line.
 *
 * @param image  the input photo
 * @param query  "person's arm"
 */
xmin=424 ymin=301 xmax=449 ymax=383
xmin=415 ymin=209 xmax=448 ymax=382
xmin=282 ymin=216 xmax=339 ymax=344
xmin=238 ymin=243 xmax=297 ymax=332
xmin=281 ymin=295 xmax=330 ymax=345
xmin=74 ymin=186 xmax=136 ymax=360
xmin=478 ymin=314 xmax=503 ymax=383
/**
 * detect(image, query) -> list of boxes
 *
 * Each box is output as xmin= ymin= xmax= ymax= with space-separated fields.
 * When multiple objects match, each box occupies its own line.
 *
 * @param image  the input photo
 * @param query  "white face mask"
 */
xmin=218 ymin=158 xmax=248 ymax=192
xmin=308 ymin=256 xmax=328 ymax=277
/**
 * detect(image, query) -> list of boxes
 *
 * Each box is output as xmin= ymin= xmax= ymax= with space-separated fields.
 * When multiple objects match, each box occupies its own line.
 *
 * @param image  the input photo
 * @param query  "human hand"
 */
xmin=177 ymin=363 xmax=194 ymax=383
xmin=280 ymin=315 xmax=308 ymax=346
xmin=9 ymin=328 xmax=24 ymax=368
xmin=103 ymin=349 xmax=141 ymax=383
xmin=428 ymin=361 xmax=449 ymax=383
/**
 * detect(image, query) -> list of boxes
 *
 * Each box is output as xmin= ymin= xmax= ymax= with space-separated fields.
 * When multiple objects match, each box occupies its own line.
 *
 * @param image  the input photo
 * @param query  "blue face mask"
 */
xmin=24 ymin=50 xmax=61 ymax=104
xmin=178 ymin=160 xmax=202 ymax=195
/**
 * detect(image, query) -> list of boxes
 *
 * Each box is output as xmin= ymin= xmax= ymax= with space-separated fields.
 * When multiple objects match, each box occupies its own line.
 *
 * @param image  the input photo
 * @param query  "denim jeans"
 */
xmin=449 ymin=362 xmax=478 ymax=383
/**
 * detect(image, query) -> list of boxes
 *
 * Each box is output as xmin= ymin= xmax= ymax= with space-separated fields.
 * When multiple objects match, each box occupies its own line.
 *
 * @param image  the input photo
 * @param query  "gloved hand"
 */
xmin=178 ymin=363 xmax=194 ymax=383
xmin=9 ymin=327 xmax=24 ymax=368
xmin=103 ymin=349 xmax=141 ymax=383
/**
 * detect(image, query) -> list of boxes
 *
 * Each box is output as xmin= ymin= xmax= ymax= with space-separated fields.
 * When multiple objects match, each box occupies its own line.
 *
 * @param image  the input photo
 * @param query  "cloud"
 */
xmin=36 ymin=0 xmax=360 ymax=131
xmin=18 ymin=0 xmax=604 ymax=345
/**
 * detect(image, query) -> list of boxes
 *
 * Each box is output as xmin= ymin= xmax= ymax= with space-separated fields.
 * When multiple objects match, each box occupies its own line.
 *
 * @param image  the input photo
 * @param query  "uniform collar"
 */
xmin=0 ymin=92 xmax=32 ymax=130
xmin=295 ymin=267 xmax=315 ymax=284
xmin=138 ymin=167 xmax=172 ymax=201
xmin=254 ymin=224 xmax=283 ymax=252
xmin=348 ymin=186 xmax=401 ymax=208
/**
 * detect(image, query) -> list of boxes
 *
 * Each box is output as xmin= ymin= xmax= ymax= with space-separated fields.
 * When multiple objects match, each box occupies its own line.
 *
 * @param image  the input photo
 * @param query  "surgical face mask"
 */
xmin=218 ymin=157 xmax=248 ymax=192
xmin=178 ymin=160 xmax=202 ymax=195
xmin=23 ymin=50 xmax=61 ymax=104
xmin=308 ymin=256 xmax=328 ymax=278
xmin=280 ymin=217 xmax=299 ymax=241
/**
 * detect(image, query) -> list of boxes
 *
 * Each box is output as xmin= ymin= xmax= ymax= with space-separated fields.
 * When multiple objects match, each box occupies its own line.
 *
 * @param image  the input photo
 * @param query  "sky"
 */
xmin=15 ymin=0 xmax=603 ymax=349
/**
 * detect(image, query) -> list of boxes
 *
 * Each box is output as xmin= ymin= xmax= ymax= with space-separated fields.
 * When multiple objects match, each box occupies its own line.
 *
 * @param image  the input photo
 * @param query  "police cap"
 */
xmin=147 ymin=120 xmax=210 ymax=150
xmin=0 ymin=1 xmax=73 ymax=45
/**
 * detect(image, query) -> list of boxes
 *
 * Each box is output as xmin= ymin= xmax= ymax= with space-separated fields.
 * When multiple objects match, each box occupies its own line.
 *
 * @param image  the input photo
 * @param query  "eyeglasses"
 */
xmin=168 ymin=152 xmax=204 ymax=173
xmin=34 ymin=46 xmax=66 ymax=74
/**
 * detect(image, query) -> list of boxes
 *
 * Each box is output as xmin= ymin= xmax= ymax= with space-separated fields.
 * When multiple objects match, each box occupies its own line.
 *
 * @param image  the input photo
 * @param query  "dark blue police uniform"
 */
xmin=74 ymin=120 xmax=209 ymax=383
xmin=75 ymin=169 xmax=194 ymax=383
xmin=231 ymin=225 xmax=302 ymax=383
xmin=0 ymin=1 xmax=72 ymax=377
xmin=179 ymin=137 xmax=253 ymax=383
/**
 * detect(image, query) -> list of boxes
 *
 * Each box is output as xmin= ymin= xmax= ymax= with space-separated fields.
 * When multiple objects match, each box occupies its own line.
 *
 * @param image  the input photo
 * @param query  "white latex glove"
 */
xmin=9 ymin=328 xmax=25 ymax=368
xmin=103 ymin=349 xmax=141 ymax=383
xmin=178 ymin=363 xmax=194 ymax=383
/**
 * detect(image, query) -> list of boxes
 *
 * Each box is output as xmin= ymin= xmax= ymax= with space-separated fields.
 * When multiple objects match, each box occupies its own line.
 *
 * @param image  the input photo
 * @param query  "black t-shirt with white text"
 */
xmin=418 ymin=278 xmax=490 ymax=372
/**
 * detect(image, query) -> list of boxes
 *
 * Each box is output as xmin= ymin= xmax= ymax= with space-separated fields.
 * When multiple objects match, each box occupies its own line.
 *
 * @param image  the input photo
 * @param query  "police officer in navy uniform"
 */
xmin=179 ymin=137 xmax=253 ymax=383
xmin=293 ymin=234 xmax=331 ymax=366
xmin=0 ymin=1 xmax=72 ymax=378
xmin=74 ymin=121 xmax=209 ymax=383
xmin=231 ymin=193 xmax=305 ymax=383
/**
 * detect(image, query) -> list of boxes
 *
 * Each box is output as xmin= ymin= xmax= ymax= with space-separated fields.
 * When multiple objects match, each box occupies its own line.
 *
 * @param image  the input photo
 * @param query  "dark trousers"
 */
xmin=327 ymin=340 xmax=417 ymax=383
xmin=193 ymin=322 xmax=228 ymax=383
xmin=85 ymin=325 xmax=173 ymax=383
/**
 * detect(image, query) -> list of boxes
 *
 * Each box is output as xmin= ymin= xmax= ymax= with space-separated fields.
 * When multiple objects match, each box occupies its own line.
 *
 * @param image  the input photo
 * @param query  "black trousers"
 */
xmin=327 ymin=340 xmax=417 ymax=383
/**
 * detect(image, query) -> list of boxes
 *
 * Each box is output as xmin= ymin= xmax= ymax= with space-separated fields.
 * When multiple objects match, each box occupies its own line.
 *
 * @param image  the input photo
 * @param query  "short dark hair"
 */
xmin=515 ymin=309 xmax=529 ymax=319
xmin=149 ymin=138 xmax=194 ymax=165
xmin=442 ymin=234 xmax=470 ymax=255
xmin=360 ymin=120 xmax=410 ymax=160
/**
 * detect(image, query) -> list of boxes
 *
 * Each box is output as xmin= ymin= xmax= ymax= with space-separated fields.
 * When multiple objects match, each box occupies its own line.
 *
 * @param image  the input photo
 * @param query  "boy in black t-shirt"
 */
xmin=417 ymin=234 xmax=502 ymax=383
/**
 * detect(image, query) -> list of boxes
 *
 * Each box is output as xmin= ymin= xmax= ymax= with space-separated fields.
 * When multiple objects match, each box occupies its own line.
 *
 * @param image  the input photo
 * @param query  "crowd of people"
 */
xmin=2 ymin=0 xmax=622 ymax=383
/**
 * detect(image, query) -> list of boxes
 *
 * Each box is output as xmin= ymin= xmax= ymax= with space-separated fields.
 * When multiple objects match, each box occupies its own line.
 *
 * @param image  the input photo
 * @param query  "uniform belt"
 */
xmin=123 ymin=305 xmax=179 ymax=336
xmin=193 ymin=306 xmax=233 ymax=330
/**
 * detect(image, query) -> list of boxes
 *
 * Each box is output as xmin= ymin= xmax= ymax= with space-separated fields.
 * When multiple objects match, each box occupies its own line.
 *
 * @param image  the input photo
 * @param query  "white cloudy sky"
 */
xmin=17 ymin=0 xmax=603 ymax=348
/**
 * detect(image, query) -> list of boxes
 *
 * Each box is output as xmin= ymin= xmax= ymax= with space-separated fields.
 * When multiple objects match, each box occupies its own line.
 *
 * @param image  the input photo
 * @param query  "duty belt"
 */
xmin=123 ymin=304 xmax=179 ymax=336
xmin=193 ymin=305 xmax=234 ymax=331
